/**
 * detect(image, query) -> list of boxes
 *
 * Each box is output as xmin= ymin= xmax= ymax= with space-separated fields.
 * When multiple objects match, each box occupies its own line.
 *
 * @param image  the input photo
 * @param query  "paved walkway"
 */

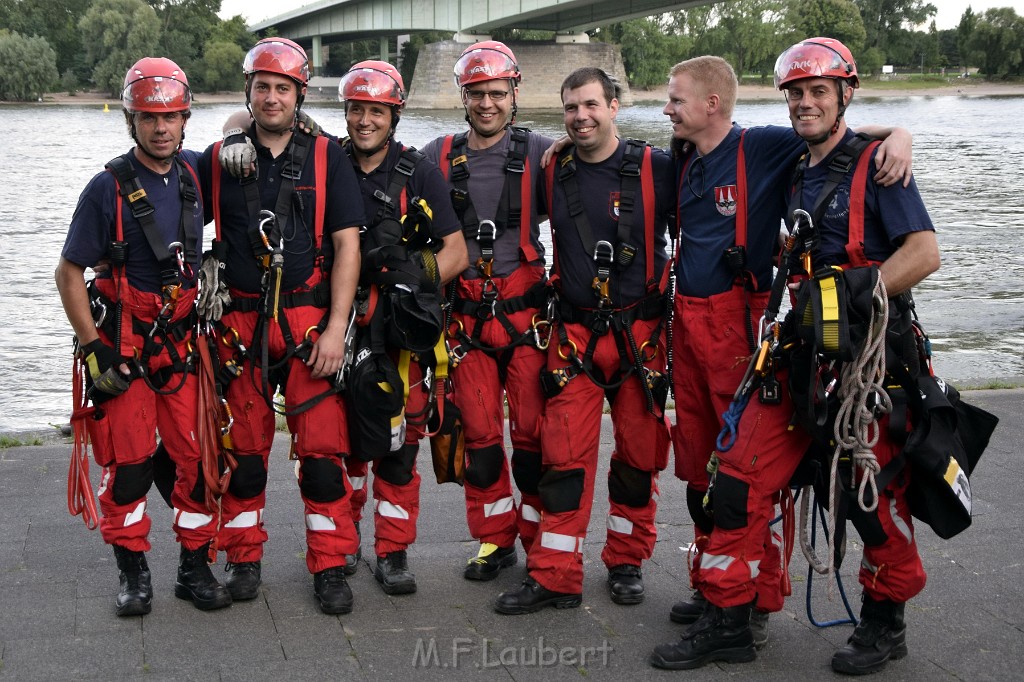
xmin=0 ymin=389 xmax=1019 ymax=681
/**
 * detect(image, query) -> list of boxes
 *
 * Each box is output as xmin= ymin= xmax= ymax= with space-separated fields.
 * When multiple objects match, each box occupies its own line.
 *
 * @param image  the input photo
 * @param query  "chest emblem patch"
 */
xmin=715 ymin=185 xmax=737 ymax=216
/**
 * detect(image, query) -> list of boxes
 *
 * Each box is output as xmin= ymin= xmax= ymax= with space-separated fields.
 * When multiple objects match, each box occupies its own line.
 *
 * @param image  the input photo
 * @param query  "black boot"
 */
xmin=494 ymin=577 xmax=582 ymax=615
xmin=669 ymin=588 xmax=708 ymax=624
xmin=607 ymin=565 xmax=645 ymax=605
xmin=314 ymin=566 xmax=354 ymax=614
xmin=831 ymin=595 xmax=907 ymax=675
xmin=464 ymin=543 xmax=517 ymax=581
xmin=649 ymin=601 xmax=756 ymax=670
xmin=174 ymin=543 xmax=232 ymax=611
xmin=112 ymin=545 xmax=152 ymax=617
xmin=225 ymin=561 xmax=261 ymax=601
xmin=374 ymin=550 xmax=417 ymax=595
xmin=343 ymin=521 xmax=362 ymax=576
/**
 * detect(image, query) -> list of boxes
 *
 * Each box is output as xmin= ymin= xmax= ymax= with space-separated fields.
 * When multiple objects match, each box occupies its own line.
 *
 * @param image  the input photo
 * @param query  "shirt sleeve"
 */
xmin=324 ymin=141 xmax=367 ymax=234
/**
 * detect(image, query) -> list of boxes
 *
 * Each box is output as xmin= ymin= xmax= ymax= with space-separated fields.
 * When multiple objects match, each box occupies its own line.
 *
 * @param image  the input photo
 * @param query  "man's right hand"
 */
xmin=219 ymin=128 xmax=256 ymax=178
xmin=82 ymin=339 xmax=131 ymax=402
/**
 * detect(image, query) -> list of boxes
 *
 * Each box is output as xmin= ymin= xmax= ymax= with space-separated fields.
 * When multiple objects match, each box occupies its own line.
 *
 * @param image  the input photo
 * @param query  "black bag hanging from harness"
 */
xmin=883 ymin=375 xmax=998 ymax=539
xmin=427 ymin=398 xmax=466 ymax=485
xmin=362 ymin=244 xmax=445 ymax=354
xmin=346 ymin=335 xmax=407 ymax=462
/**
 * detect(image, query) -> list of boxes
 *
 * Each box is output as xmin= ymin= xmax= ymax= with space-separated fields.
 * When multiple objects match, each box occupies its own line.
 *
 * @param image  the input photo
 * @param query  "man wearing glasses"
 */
xmin=420 ymin=42 xmax=554 ymax=584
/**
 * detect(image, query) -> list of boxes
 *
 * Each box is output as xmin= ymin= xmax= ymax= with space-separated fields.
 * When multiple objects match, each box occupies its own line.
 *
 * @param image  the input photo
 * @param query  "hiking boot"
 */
xmin=750 ymin=608 xmax=769 ymax=649
xmin=607 ymin=564 xmax=645 ymax=605
xmin=225 ymin=561 xmax=261 ymax=601
xmin=464 ymin=543 xmax=517 ymax=581
xmin=649 ymin=601 xmax=756 ymax=670
xmin=112 ymin=545 xmax=152 ymax=617
xmin=494 ymin=577 xmax=582 ymax=615
xmin=343 ymin=522 xmax=362 ymax=576
xmin=669 ymin=588 xmax=708 ymax=624
xmin=174 ymin=542 xmax=232 ymax=611
xmin=374 ymin=550 xmax=417 ymax=595
xmin=831 ymin=596 xmax=907 ymax=675
xmin=313 ymin=566 xmax=354 ymax=614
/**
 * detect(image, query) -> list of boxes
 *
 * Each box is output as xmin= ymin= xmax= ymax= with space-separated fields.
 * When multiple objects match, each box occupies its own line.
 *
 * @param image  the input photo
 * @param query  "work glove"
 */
xmin=296 ymin=110 xmax=321 ymax=136
xmin=401 ymin=197 xmax=434 ymax=250
xmin=82 ymin=339 xmax=131 ymax=403
xmin=197 ymin=253 xmax=232 ymax=321
xmin=219 ymin=127 xmax=256 ymax=178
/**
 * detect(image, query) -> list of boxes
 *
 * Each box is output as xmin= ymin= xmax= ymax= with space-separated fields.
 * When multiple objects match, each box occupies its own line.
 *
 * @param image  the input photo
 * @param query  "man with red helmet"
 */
xmin=420 ymin=40 xmax=555 ymax=583
xmin=336 ymin=60 xmax=467 ymax=595
xmin=196 ymin=37 xmax=367 ymax=614
xmin=650 ymin=40 xmax=935 ymax=674
xmin=56 ymin=57 xmax=232 ymax=615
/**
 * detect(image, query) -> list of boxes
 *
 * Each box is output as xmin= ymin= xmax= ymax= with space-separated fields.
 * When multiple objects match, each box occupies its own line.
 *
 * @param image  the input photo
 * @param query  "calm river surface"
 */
xmin=2 ymin=95 xmax=1021 ymax=433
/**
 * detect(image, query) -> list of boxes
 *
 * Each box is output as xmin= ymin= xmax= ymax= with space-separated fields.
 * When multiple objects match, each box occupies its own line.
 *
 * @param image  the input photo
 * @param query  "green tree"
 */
xmin=201 ymin=39 xmax=246 ymax=91
xmin=0 ymin=30 xmax=59 ymax=100
xmin=858 ymin=45 xmax=885 ymax=74
xmin=148 ymin=0 xmax=221 ymax=89
xmin=855 ymin=0 xmax=936 ymax=56
xmin=788 ymin=0 xmax=867 ymax=54
xmin=956 ymin=6 xmax=977 ymax=70
xmin=0 ymin=0 xmax=91 ymax=81
xmin=715 ymin=0 xmax=787 ymax=78
xmin=209 ymin=15 xmax=254 ymax=53
xmin=596 ymin=17 xmax=689 ymax=88
xmin=965 ymin=7 xmax=1024 ymax=77
xmin=79 ymin=0 xmax=161 ymax=96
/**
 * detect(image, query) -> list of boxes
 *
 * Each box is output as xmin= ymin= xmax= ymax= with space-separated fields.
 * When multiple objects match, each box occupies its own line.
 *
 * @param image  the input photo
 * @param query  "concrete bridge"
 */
xmin=251 ymin=0 xmax=705 ymax=108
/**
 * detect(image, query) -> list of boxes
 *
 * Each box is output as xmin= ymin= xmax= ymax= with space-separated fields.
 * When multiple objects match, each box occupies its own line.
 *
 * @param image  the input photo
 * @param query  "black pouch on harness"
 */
xmin=427 ymin=398 xmax=465 ymax=485
xmin=364 ymin=245 xmax=445 ymax=354
xmin=897 ymin=375 xmax=998 ymax=539
xmin=346 ymin=341 xmax=407 ymax=462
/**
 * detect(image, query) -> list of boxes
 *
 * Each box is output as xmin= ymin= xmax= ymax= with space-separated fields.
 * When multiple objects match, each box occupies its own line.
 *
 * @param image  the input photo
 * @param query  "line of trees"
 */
xmin=0 ymin=0 xmax=1021 ymax=102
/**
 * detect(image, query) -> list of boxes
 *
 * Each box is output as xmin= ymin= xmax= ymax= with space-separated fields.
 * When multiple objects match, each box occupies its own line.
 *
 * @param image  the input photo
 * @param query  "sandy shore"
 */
xmin=33 ymin=80 xmax=1024 ymax=107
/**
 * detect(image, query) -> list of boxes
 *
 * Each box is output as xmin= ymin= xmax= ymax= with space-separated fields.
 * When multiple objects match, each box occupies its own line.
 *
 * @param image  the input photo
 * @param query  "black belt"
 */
xmin=556 ymin=294 xmax=665 ymax=327
xmin=226 ymin=283 xmax=330 ymax=313
xmin=452 ymin=280 xmax=548 ymax=317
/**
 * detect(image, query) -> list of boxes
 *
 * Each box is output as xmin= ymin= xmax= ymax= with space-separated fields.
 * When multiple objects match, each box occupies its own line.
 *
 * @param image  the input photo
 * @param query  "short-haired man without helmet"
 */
xmin=420 ymin=41 xmax=555 ymax=582
xmin=197 ymin=37 xmax=367 ymax=614
xmin=651 ymin=42 xmax=933 ymax=675
xmin=56 ymin=57 xmax=232 ymax=615
xmin=337 ymin=60 xmax=467 ymax=595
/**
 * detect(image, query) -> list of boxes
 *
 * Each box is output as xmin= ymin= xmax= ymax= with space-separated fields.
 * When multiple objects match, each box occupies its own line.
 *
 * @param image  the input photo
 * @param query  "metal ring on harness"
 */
xmin=558 ymin=338 xmax=577 ymax=361
xmin=304 ymin=326 xmax=319 ymax=341
xmin=222 ymin=326 xmax=242 ymax=350
xmin=638 ymin=340 xmax=658 ymax=362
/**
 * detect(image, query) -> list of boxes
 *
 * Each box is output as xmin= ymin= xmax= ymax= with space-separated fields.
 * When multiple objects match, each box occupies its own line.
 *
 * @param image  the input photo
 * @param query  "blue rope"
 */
xmin=715 ymin=393 xmax=750 ymax=453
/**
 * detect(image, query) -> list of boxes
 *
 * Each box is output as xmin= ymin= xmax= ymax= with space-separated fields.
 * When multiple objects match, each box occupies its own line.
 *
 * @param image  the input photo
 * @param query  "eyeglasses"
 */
xmin=687 ymin=156 xmax=705 ymax=199
xmin=465 ymin=89 xmax=510 ymax=102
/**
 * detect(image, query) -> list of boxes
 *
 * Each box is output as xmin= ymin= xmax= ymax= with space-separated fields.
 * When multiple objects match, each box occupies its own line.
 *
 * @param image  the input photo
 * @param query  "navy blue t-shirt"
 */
xmin=62 ymin=148 xmax=204 ymax=295
xmin=675 ymin=124 xmax=805 ymax=298
xmin=199 ymin=126 xmax=366 ymax=294
xmin=543 ymin=140 xmax=674 ymax=309
xmin=796 ymin=129 xmax=934 ymax=267
xmin=345 ymin=140 xmax=461 ymax=241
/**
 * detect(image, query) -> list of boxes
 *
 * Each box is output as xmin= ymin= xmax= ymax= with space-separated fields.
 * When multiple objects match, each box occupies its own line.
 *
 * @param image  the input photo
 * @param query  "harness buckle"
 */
xmin=90 ymin=297 xmax=107 ymax=328
xmin=477 ymin=281 xmax=498 ymax=321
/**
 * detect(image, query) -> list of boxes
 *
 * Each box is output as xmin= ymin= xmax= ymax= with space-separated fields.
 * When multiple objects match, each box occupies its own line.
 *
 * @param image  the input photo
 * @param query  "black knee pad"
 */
xmin=847 ymin=495 xmax=889 ymax=547
xmin=711 ymin=472 xmax=749 ymax=531
xmin=687 ymin=485 xmax=714 ymax=535
xmin=151 ymin=443 xmax=175 ymax=508
xmin=112 ymin=458 xmax=154 ymax=506
xmin=228 ymin=454 xmax=268 ymax=500
xmin=189 ymin=461 xmax=207 ymax=504
xmin=538 ymin=468 xmax=585 ymax=514
xmin=608 ymin=459 xmax=653 ymax=508
xmin=464 ymin=444 xmax=505 ymax=489
xmin=511 ymin=449 xmax=542 ymax=495
xmin=298 ymin=456 xmax=348 ymax=503
xmin=375 ymin=443 xmax=417 ymax=487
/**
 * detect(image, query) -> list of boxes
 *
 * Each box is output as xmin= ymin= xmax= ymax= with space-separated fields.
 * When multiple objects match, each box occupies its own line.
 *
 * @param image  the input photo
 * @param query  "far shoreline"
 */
xmin=25 ymin=80 xmax=1024 ymax=109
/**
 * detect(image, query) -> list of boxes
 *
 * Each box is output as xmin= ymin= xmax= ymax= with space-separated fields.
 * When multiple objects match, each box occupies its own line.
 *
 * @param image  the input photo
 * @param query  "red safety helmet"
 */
xmin=339 ymin=60 xmax=406 ymax=106
xmin=774 ymin=37 xmax=859 ymax=90
xmin=121 ymin=57 xmax=192 ymax=113
xmin=243 ymin=37 xmax=310 ymax=86
xmin=453 ymin=40 xmax=521 ymax=88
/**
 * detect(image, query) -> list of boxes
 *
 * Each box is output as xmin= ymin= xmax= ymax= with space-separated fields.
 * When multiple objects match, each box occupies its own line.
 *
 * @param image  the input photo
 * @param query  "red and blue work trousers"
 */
xmin=450 ymin=265 xmax=546 ymax=552
xmin=216 ymin=300 xmax=358 ymax=574
xmin=671 ymin=289 xmax=780 ymax=605
xmin=527 ymin=317 xmax=669 ymax=595
xmin=87 ymin=282 xmax=214 ymax=552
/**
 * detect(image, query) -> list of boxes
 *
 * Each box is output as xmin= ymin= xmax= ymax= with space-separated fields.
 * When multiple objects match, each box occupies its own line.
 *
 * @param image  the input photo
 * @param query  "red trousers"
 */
xmin=450 ymin=265 xmax=546 ymax=551
xmin=527 ymin=317 xmax=670 ymax=594
xmin=87 ymin=282 xmax=214 ymax=552
xmin=216 ymin=302 xmax=358 ymax=574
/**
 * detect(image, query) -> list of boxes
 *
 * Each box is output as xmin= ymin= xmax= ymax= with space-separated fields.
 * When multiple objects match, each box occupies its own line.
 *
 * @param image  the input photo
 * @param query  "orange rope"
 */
xmin=67 ymin=353 xmax=99 ymax=530
xmin=196 ymin=330 xmax=236 ymax=512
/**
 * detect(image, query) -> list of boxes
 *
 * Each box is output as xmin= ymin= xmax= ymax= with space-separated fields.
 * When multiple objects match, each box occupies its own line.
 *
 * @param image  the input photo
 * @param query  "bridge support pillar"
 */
xmin=408 ymin=40 xmax=632 ymax=109
xmin=311 ymin=35 xmax=323 ymax=76
xmin=555 ymin=32 xmax=590 ymax=44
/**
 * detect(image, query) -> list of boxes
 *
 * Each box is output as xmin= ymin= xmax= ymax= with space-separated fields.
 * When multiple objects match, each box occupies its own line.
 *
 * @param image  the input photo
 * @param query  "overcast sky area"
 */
xmin=218 ymin=0 xmax=1024 ymax=32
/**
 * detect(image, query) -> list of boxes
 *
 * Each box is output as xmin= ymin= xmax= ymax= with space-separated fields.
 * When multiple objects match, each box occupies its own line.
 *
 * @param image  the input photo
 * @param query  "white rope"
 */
xmin=799 ymin=274 xmax=891 ymax=595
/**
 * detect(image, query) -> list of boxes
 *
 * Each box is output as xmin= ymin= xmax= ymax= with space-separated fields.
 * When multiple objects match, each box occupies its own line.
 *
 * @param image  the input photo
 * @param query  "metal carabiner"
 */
xmin=258 ymin=209 xmax=276 ymax=252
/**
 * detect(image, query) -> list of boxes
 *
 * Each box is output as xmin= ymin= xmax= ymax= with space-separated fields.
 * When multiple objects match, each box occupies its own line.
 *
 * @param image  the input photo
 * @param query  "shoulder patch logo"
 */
xmin=608 ymin=191 xmax=621 ymax=219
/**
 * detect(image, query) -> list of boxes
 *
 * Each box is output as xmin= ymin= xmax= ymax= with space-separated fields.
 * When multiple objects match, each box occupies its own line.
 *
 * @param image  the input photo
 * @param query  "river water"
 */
xmin=2 ymin=95 xmax=1022 ymax=433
